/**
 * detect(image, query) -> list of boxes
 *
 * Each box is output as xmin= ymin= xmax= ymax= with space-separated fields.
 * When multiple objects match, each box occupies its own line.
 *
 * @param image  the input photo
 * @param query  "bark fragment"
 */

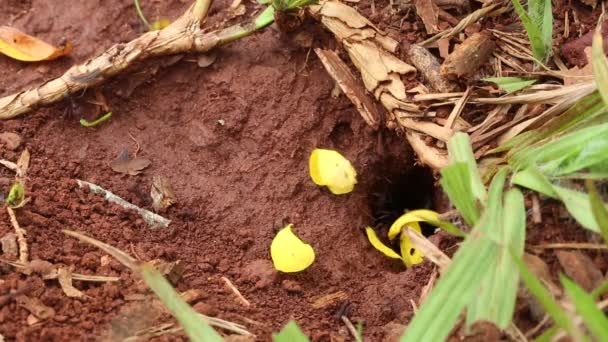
xmin=440 ymin=32 xmax=495 ymax=79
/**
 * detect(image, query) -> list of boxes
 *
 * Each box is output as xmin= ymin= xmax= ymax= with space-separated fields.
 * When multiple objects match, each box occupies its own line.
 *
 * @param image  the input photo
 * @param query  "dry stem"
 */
xmin=6 ymin=207 xmax=28 ymax=263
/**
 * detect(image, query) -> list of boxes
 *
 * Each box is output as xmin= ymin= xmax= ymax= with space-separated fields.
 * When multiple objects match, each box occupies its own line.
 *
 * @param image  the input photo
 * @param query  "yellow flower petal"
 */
xmin=365 ymin=227 xmax=401 ymax=259
xmin=400 ymin=228 xmax=424 ymax=267
xmin=150 ymin=18 xmax=171 ymax=31
xmin=388 ymin=209 xmax=441 ymax=240
xmin=270 ymin=224 xmax=315 ymax=273
xmin=309 ymin=148 xmax=357 ymax=195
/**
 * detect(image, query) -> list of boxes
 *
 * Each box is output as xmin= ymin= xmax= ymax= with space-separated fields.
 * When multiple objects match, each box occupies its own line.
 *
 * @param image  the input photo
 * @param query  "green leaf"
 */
xmin=254 ymin=6 xmax=276 ymax=30
xmin=6 ymin=182 xmax=25 ymax=207
xmin=440 ymin=162 xmax=481 ymax=226
xmin=511 ymin=0 xmax=551 ymax=62
xmin=447 ymin=133 xmax=486 ymax=203
xmin=273 ymin=321 xmax=310 ymax=342
xmin=467 ymin=174 xmax=526 ymax=328
xmin=592 ymin=18 xmax=608 ymax=108
xmin=400 ymin=232 xmax=496 ymax=342
xmin=561 ymin=275 xmax=608 ymax=340
xmin=141 ymin=264 xmax=222 ymax=342
xmin=586 ymin=180 xmax=608 ymax=242
xmin=483 ymin=77 xmax=537 ymax=94
xmin=513 ymin=168 xmax=603 ymax=232
xmin=514 ymin=255 xmax=587 ymax=341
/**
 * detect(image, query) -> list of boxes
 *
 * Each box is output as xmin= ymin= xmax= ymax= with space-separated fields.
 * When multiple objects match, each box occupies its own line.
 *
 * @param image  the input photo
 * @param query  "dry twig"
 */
xmin=6 ymin=207 xmax=27 ymax=263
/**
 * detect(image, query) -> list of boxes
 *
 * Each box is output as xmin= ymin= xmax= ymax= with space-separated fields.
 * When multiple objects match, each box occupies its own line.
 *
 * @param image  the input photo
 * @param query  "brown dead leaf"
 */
xmin=562 ymin=47 xmax=594 ymax=86
xmin=26 ymin=314 xmax=40 ymax=326
xmin=150 ymin=176 xmax=177 ymax=211
xmin=23 ymin=259 xmax=55 ymax=277
xmin=414 ymin=0 xmax=440 ymax=34
xmin=0 ymin=233 xmax=18 ymax=258
xmin=16 ymin=296 xmax=55 ymax=320
xmin=556 ymin=250 xmax=603 ymax=292
xmin=16 ymin=148 xmax=30 ymax=179
xmin=437 ymin=38 xmax=450 ymax=59
xmin=311 ymin=291 xmax=348 ymax=309
xmin=0 ymin=26 xmax=72 ymax=62
xmin=440 ymin=32 xmax=495 ymax=79
xmin=58 ymin=267 xmax=87 ymax=299
xmin=181 ymin=289 xmax=204 ymax=304
xmin=0 ymin=132 xmax=21 ymax=150
xmin=197 ymin=52 xmax=217 ymax=68
xmin=110 ymin=150 xmax=151 ymax=176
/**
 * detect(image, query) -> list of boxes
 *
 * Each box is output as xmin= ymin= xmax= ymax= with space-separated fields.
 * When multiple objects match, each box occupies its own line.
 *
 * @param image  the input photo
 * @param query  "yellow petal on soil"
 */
xmin=400 ymin=228 xmax=424 ymax=267
xmin=388 ymin=209 xmax=440 ymax=240
xmin=365 ymin=227 xmax=401 ymax=259
xmin=0 ymin=26 xmax=72 ymax=62
xmin=308 ymin=148 xmax=357 ymax=195
xmin=270 ymin=224 xmax=315 ymax=273
xmin=150 ymin=19 xmax=171 ymax=31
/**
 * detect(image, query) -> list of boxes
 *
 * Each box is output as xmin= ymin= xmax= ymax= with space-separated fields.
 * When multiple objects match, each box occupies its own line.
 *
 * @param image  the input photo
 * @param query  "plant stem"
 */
xmin=193 ymin=0 xmax=213 ymax=22
xmin=80 ymin=112 xmax=113 ymax=127
xmin=134 ymin=0 xmax=151 ymax=29
xmin=215 ymin=6 xmax=275 ymax=44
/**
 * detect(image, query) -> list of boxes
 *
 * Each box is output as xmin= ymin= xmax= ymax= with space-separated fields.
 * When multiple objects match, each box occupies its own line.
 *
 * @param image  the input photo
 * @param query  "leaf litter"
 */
xmin=110 ymin=150 xmax=151 ymax=176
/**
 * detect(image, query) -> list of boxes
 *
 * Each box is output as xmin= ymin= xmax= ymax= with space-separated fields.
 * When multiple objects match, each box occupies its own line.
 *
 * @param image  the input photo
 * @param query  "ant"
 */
xmin=62 ymin=88 xmax=88 ymax=119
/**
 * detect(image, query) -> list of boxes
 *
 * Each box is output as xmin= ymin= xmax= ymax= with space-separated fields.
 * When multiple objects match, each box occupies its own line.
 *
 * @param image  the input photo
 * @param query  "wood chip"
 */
xmin=110 ymin=150 xmax=151 ymax=176
xmin=58 ymin=267 xmax=88 ymax=298
xmin=16 ymin=148 xmax=30 ymax=179
xmin=311 ymin=291 xmax=348 ymax=309
xmin=0 ymin=232 xmax=18 ymax=258
xmin=16 ymin=296 xmax=55 ymax=320
xmin=151 ymin=176 xmax=177 ymax=212
xmin=556 ymin=250 xmax=603 ymax=292
xmin=315 ymin=48 xmax=381 ymax=129
xmin=414 ymin=0 xmax=440 ymax=34
xmin=440 ymin=32 xmax=495 ymax=79
xmin=0 ymin=132 xmax=21 ymax=150
xmin=407 ymin=44 xmax=457 ymax=92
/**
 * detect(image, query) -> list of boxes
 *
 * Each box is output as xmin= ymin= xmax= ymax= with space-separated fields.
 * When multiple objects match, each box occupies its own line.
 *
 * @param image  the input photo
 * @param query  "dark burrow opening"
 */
xmin=365 ymin=135 xmax=439 ymax=246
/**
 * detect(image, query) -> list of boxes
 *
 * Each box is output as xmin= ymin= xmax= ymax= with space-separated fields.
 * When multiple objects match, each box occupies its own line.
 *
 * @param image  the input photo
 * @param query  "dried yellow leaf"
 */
xmin=0 ymin=26 xmax=72 ymax=62
xmin=309 ymin=148 xmax=357 ymax=195
xmin=270 ymin=224 xmax=315 ymax=273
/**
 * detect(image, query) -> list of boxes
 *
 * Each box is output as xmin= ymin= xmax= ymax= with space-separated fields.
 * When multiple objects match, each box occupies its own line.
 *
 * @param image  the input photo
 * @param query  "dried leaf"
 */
xmin=16 ymin=296 xmax=55 ymax=320
xmin=151 ymin=176 xmax=177 ymax=211
xmin=556 ymin=250 xmax=603 ymax=292
xmin=16 ymin=148 xmax=30 ymax=179
xmin=0 ymin=26 xmax=72 ymax=62
xmin=440 ymin=32 xmax=495 ymax=79
xmin=0 ymin=132 xmax=21 ymax=150
xmin=0 ymin=233 xmax=18 ymax=258
xmin=414 ymin=0 xmax=440 ymax=34
xmin=26 ymin=314 xmax=40 ymax=326
xmin=437 ymin=38 xmax=450 ymax=59
xmin=197 ymin=52 xmax=217 ymax=68
xmin=22 ymin=259 xmax=55 ymax=277
xmin=315 ymin=49 xmax=381 ymax=129
xmin=57 ymin=267 xmax=87 ymax=298
xmin=110 ymin=150 xmax=151 ymax=176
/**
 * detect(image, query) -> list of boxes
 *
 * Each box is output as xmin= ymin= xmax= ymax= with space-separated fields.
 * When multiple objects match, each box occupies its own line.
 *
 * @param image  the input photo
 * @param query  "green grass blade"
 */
xmin=540 ymin=0 xmax=553 ymax=58
xmin=273 ymin=321 xmax=310 ymax=342
xmin=592 ymin=18 xmax=608 ymax=108
xmin=511 ymin=0 xmax=547 ymax=62
xmin=467 ymin=174 xmax=526 ymax=328
xmin=484 ymin=77 xmax=537 ymax=94
xmin=561 ymin=274 xmax=608 ymax=340
xmin=447 ymin=133 xmax=486 ymax=203
xmin=254 ymin=6 xmax=275 ymax=30
xmin=586 ymin=180 xmax=608 ymax=242
xmin=440 ymin=162 xmax=481 ymax=226
xmin=141 ymin=264 xmax=222 ymax=342
xmin=514 ymin=256 xmax=587 ymax=341
xmin=534 ymin=326 xmax=559 ymax=342
xmin=400 ymin=233 xmax=496 ymax=341
xmin=512 ymin=167 xmax=557 ymax=198
xmin=133 ymin=0 xmax=151 ymax=29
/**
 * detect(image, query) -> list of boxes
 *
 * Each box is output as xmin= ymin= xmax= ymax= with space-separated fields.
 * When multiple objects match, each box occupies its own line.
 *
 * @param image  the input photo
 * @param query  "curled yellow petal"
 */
xmin=365 ymin=227 xmax=401 ymax=259
xmin=400 ymin=228 xmax=424 ymax=267
xmin=388 ymin=209 xmax=441 ymax=240
xmin=309 ymin=148 xmax=357 ymax=195
xmin=270 ymin=224 xmax=315 ymax=273
xmin=0 ymin=26 xmax=72 ymax=62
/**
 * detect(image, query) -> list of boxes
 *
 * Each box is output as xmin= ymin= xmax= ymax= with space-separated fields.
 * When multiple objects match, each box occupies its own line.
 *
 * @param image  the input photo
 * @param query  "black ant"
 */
xmin=62 ymin=88 xmax=87 ymax=119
